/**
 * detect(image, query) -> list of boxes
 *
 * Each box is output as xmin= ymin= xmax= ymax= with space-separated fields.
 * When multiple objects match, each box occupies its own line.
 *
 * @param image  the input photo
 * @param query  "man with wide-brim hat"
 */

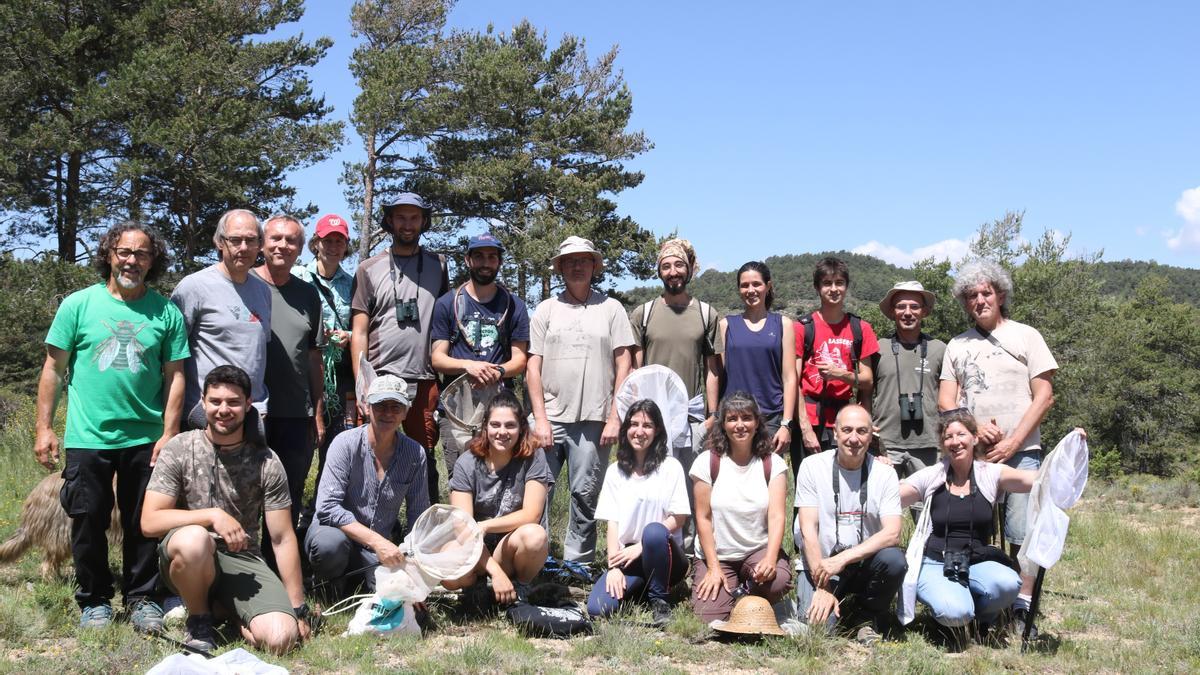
xmin=870 ymin=281 xmax=946 ymax=498
xmin=350 ymin=191 xmax=449 ymax=502
xmin=527 ymin=235 xmax=635 ymax=564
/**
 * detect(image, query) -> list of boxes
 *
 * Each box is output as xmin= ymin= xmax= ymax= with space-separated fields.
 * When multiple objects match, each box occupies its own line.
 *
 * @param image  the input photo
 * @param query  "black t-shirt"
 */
xmin=923 ymin=486 xmax=995 ymax=562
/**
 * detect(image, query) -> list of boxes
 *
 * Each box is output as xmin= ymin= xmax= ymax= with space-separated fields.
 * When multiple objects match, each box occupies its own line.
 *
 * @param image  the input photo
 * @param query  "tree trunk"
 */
xmin=360 ymin=144 xmax=377 ymax=260
xmin=59 ymin=151 xmax=82 ymax=262
xmin=541 ymin=272 xmax=551 ymax=302
xmin=517 ymin=265 xmax=528 ymax=303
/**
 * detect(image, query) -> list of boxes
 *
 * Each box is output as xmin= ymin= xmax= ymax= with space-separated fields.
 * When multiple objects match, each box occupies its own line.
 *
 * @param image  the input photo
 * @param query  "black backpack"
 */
xmin=505 ymin=583 xmax=593 ymax=639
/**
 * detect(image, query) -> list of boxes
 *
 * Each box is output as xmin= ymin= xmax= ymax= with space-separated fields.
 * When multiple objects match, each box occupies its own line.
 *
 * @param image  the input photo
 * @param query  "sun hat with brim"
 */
xmin=380 ymin=193 xmax=433 ymax=232
xmin=366 ymin=374 xmax=414 ymax=407
xmin=550 ymin=235 xmax=604 ymax=275
xmin=708 ymin=595 xmax=786 ymax=637
xmin=879 ymin=280 xmax=936 ymax=320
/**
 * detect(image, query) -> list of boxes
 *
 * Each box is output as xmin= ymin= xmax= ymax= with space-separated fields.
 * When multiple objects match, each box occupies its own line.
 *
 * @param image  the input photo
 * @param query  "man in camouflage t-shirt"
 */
xmin=142 ymin=366 xmax=310 ymax=655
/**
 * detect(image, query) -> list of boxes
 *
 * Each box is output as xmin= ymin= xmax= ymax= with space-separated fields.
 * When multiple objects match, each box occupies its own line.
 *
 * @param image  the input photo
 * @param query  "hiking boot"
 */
xmin=1013 ymin=608 xmax=1038 ymax=641
xmin=79 ymin=604 xmax=114 ymax=629
xmin=856 ymin=624 xmax=881 ymax=645
xmin=128 ymin=598 xmax=165 ymax=634
xmin=459 ymin=580 xmax=495 ymax=616
xmin=514 ymin=581 xmax=531 ymax=605
xmin=184 ymin=614 xmax=219 ymax=654
xmin=649 ymin=598 xmax=672 ymax=628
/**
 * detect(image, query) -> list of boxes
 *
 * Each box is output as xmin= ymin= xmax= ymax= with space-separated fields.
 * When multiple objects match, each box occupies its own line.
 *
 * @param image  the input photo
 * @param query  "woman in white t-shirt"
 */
xmin=443 ymin=392 xmax=553 ymax=606
xmin=586 ymin=400 xmax=691 ymax=625
xmin=689 ymin=391 xmax=792 ymax=624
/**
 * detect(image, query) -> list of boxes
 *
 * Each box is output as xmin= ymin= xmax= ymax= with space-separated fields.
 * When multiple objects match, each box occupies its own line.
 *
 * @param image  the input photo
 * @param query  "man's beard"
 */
xmin=661 ymin=276 xmax=687 ymax=295
xmin=469 ymin=266 xmax=497 ymax=286
xmin=209 ymin=416 xmax=245 ymax=437
xmin=392 ymin=230 xmax=420 ymax=247
xmin=115 ymin=270 xmax=142 ymax=290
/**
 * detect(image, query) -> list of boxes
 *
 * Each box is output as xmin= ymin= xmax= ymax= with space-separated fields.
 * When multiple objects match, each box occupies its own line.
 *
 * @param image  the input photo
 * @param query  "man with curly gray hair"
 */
xmin=937 ymin=258 xmax=1057 ymax=638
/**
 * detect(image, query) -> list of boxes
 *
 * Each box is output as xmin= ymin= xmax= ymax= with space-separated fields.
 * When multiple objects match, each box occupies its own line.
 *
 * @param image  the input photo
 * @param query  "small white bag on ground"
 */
xmin=330 ymin=505 xmax=484 ymax=637
xmin=144 ymin=648 xmax=287 ymax=675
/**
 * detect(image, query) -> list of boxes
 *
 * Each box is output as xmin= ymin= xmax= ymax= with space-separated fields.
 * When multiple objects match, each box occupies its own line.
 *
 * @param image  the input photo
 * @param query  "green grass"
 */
xmin=2 ymin=401 xmax=1198 ymax=672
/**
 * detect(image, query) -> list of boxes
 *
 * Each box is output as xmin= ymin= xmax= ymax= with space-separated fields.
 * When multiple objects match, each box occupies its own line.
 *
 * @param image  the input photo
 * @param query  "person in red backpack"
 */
xmin=689 ymin=392 xmax=792 ymax=624
xmin=794 ymin=256 xmax=880 ymax=459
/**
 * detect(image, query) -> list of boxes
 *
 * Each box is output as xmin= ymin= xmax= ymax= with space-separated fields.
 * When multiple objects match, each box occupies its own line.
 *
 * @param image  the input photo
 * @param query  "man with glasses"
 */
xmin=36 ymin=222 xmax=190 ymax=632
xmin=171 ymin=209 xmax=273 ymax=419
xmin=350 ymin=193 xmax=448 ymax=501
xmin=869 ymin=282 xmax=946 ymax=493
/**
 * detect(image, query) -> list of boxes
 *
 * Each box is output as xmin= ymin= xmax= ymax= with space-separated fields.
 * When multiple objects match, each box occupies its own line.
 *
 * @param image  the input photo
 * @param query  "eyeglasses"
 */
xmin=221 ymin=236 xmax=260 ymax=248
xmin=114 ymin=248 xmax=153 ymax=262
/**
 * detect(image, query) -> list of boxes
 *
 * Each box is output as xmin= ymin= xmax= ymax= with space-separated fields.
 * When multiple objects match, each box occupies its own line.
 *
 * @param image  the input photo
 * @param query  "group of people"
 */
xmin=32 ymin=189 xmax=1061 ymax=654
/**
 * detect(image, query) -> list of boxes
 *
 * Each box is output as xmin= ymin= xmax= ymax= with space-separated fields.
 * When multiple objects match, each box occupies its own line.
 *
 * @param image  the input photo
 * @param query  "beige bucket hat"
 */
xmin=879 ymin=280 xmax=937 ymax=320
xmin=708 ymin=595 xmax=786 ymax=637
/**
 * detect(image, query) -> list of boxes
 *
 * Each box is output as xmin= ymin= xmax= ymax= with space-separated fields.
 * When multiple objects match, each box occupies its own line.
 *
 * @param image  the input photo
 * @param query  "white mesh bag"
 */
xmin=438 ymin=374 xmax=501 ymax=433
xmin=615 ymin=364 xmax=691 ymax=448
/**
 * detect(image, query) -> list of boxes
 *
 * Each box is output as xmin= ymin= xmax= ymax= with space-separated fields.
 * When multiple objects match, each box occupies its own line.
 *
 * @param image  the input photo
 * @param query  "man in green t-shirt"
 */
xmin=35 ymin=222 xmax=190 ymax=633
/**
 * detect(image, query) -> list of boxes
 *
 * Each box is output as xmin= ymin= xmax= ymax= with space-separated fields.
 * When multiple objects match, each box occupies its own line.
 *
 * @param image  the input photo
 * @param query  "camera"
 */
xmin=942 ymin=549 xmax=970 ymax=587
xmin=899 ymin=392 xmax=923 ymax=422
xmin=394 ymin=298 xmax=420 ymax=324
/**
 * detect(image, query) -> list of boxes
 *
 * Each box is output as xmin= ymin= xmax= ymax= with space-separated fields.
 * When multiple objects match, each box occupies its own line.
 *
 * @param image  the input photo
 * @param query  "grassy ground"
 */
xmin=1 ymin=401 xmax=1198 ymax=673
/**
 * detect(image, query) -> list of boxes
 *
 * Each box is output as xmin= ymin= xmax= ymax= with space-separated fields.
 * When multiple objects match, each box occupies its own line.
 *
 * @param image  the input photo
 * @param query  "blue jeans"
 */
xmin=1003 ymin=449 xmax=1042 ymax=545
xmin=543 ymin=420 xmax=608 ymax=563
xmin=587 ymin=523 xmax=686 ymax=617
xmin=916 ymin=557 xmax=1020 ymax=627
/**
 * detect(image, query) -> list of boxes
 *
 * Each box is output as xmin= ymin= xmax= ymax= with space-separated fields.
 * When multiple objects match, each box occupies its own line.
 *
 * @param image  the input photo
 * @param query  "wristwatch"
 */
xmin=293 ymin=603 xmax=311 ymax=620
xmin=781 ymin=418 xmax=794 ymax=427
xmin=494 ymin=364 xmax=506 ymax=377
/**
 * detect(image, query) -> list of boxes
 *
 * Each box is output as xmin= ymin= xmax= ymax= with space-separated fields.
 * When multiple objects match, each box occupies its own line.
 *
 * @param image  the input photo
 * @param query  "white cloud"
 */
xmin=852 ymin=238 xmax=973 ymax=267
xmin=1167 ymin=186 xmax=1200 ymax=252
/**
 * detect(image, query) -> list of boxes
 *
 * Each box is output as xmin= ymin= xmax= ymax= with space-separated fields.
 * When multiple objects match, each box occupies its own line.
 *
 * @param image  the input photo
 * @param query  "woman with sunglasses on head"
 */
xmin=689 ymin=392 xmax=792 ymax=624
xmin=587 ymin=400 xmax=691 ymax=626
xmin=716 ymin=261 xmax=797 ymax=454
xmin=898 ymin=409 xmax=1042 ymax=637
xmin=442 ymin=391 xmax=553 ymax=606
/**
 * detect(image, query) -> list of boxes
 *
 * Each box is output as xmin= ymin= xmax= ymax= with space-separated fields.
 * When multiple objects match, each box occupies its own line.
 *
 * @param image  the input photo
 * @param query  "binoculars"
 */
xmin=394 ymin=297 xmax=420 ymax=324
xmin=899 ymin=392 xmax=923 ymax=422
xmin=942 ymin=549 xmax=971 ymax=587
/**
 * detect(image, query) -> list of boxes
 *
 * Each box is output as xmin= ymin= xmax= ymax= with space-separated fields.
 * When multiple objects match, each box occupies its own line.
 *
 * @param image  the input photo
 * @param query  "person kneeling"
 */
xmin=442 ymin=392 xmax=552 ymax=607
xmin=897 ymin=409 xmax=1036 ymax=637
xmin=587 ymin=400 xmax=691 ymax=626
xmin=690 ymin=392 xmax=793 ymax=625
xmin=305 ymin=375 xmax=430 ymax=595
xmin=793 ymin=404 xmax=906 ymax=642
xmin=141 ymin=366 xmax=310 ymax=655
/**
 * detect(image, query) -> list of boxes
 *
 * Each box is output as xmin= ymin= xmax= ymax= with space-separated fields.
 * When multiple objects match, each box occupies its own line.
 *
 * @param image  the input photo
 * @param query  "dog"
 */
xmin=0 ymin=472 xmax=122 ymax=579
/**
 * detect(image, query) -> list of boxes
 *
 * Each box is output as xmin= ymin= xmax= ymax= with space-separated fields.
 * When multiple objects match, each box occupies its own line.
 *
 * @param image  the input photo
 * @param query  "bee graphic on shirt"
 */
xmin=94 ymin=320 xmax=148 ymax=373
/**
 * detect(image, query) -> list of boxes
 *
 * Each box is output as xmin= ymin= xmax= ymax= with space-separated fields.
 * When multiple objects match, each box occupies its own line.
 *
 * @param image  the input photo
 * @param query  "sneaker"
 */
xmin=648 ymin=598 xmax=672 ymax=628
xmin=128 ymin=598 xmax=165 ymax=634
xmin=1013 ymin=607 xmax=1038 ymax=641
xmin=162 ymin=595 xmax=187 ymax=625
xmin=80 ymin=604 xmax=114 ymax=629
xmin=514 ymin=581 xmax=531 ymax=605
xmin=183 ymin=614 xmax=219 ymax=654
xmin=779 ymin=618 xmax=810 ymax=637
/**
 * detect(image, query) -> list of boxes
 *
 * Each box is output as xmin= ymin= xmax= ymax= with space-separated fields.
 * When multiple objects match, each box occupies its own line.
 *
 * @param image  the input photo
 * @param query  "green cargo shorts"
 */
xmin=158 ymin=527 xmax=295 ymax=626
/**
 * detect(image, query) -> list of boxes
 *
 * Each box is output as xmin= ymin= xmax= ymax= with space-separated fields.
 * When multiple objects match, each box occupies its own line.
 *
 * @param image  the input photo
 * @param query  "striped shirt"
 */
xmin=314 ymin=425 xmax=430 ymax=538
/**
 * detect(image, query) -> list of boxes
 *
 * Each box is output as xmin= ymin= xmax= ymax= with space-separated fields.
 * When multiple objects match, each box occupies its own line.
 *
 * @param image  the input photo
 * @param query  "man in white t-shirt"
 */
xmin=793 ymin=405 xmax=905 ymax=640
xmin=937 ymin=258 xmax=1058 ymax=636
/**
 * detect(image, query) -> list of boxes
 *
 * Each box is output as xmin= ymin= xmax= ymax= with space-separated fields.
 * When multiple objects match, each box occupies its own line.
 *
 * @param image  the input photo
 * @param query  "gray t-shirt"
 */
xmin=870 ymin=336 xmax=946 ymax=450
xmin=146 ymin=430 xmax=291 ymax=557
xmin=529 ymin=291 xmax=636 ymax=423
xmin=448 ymin=449 xmax=554 ymax=521
xmin=171 ymin=265 xmax=272 ymax=413
xmin=350 ymin=249 xmax=448 ymax=381
xmin=629 ymin=298 xmax=717 ymax=403
xmin=260 ymin=272 xmax=322 ymax=418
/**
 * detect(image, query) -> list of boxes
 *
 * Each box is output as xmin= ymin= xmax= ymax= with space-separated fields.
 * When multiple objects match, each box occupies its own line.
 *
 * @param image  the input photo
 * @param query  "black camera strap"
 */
xmin=941 ymin=463 xmax=978 ymax=556
xmin=831 ymin=455 xmax=870 ymax=552
xmin=890 ymin=334 xmax=928 ymax=400
xmin=389 ymin=245 xmax=426 ymax=295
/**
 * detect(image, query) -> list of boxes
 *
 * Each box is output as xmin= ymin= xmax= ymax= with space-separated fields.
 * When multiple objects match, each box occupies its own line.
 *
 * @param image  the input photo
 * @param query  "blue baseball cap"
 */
xmin=380 ymin=192 xmax=432 ymax=233
xmin=466 ymin=232 xmax=505 ymax=253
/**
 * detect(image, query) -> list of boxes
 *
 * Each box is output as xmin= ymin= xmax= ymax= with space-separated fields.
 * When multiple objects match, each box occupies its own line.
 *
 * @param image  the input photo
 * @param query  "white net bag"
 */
xmin=615 ymin=364 xmax=692 ymax=448
xmin=438 ymin=374 xmax=500 ymax=432
xmin=399 ymin=504 xmax=485 ymax=589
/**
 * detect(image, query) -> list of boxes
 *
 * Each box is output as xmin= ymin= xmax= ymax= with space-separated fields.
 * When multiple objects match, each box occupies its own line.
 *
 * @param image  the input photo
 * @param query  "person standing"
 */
xmin=938 ymin=259 xmax=1057 ymax=637
xmin=171 ymin=209 xmax=272 ymax=417
xmin=35 ymin=222 xmax=189 ymax=631
xmin=292 ymin=214 xmax=356 ymax=491
xmin=870 ymin=282 xmax=946 ymax=489
xmin=526 ymin=236 xmax=634 ymax=564
xmin=350 ymin=193 xmax=448 ymax=501
xmin=430 ymin=232 xmax=530 ymax=483
xmin=253 ymin=214 xmax=325 ymax=521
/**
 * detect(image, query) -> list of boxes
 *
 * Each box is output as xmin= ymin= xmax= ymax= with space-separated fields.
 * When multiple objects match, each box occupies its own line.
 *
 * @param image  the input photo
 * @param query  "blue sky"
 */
xmin=283 ymin=1 xmax=1200 ymax=275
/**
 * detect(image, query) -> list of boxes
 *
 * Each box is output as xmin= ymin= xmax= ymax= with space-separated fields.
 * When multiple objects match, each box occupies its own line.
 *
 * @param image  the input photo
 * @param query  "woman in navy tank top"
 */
xmin=716 ymin=261 xmax=797 ymax=453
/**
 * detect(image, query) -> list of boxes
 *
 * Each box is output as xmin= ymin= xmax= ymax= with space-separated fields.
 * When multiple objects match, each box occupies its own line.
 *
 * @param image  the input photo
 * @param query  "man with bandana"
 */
xmin=628 ymin=238 xmax=720 ymax=551
xmin=430 ymin=232 xmax=531 ymax=483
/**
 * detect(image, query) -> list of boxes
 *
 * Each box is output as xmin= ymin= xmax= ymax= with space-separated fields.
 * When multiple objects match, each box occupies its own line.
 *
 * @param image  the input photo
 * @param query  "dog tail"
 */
xmin=0 ymin=527 xmax=32 ymax=563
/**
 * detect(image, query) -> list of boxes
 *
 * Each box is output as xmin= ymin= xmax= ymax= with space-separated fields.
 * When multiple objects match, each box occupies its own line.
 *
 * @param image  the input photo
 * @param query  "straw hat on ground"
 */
xmin=708 ymin=595 xmax=786 ymax=637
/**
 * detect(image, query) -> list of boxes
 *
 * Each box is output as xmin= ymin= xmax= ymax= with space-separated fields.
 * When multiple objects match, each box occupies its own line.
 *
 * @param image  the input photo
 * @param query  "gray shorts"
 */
xmin=1003 ymin=449 xmax=1042 ymax=545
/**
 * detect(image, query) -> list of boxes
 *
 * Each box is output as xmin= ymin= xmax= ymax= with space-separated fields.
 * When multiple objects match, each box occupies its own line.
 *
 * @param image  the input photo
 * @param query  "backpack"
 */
xmin=709 ymin=451 xmax=773 ymax=485
xmin=798 ymin=311 xmax=865 ymax=408
xmin=448 ymin=283 xmax=514 ymax=352
xmin=505 ymin=582 xmax=593 ymax=639
xmin=638 ymin=298 xmax=716 ymax=391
